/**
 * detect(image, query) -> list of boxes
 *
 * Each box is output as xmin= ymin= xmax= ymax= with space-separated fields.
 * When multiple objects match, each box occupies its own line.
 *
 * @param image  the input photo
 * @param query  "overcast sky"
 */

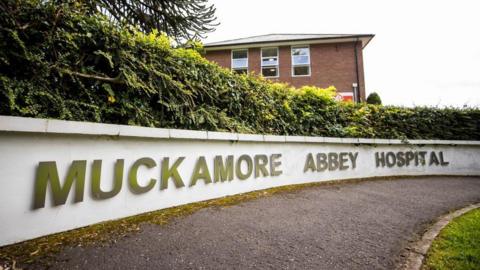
xmin=204 ymin=0 xmax=480 ymax=107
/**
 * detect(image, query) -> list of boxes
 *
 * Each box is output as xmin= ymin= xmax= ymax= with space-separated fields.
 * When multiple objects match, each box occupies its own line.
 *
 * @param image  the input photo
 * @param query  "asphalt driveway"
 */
xmin=33 ymin=176 xmax=480 ymax=269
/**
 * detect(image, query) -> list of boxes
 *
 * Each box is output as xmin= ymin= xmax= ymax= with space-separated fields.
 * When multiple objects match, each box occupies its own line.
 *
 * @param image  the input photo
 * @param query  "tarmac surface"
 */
xmin=31 ymin=176 xmax=480 ymax=269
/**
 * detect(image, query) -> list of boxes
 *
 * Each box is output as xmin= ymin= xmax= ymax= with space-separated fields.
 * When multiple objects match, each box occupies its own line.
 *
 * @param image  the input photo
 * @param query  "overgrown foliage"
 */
xmin=0 ymin=0 xmax=479 ymax=140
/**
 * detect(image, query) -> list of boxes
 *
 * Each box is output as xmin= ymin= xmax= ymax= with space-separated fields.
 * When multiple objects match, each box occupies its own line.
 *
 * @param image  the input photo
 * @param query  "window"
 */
xmin=261 ymin=47 xmax=279 ymax=77
xmin=231 ymin=49 xmax=248 ymax=74
xmin=291 ymin=46 xmax=310 ymax=76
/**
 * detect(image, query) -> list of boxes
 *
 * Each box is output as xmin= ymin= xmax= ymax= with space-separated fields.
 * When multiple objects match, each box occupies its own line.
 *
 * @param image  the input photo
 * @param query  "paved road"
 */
xmin=40 ymin=177 xmax=480 ymax=269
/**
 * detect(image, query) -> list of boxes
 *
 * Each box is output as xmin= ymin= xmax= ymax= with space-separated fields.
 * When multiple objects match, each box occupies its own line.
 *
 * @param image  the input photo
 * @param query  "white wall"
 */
xmin=0 ymin=116 xmax=479 ymax=246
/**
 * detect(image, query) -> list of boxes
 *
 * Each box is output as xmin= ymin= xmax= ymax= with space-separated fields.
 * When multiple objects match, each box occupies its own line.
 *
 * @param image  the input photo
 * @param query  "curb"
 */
xmin=402 ymin=203 xmax=480 ymax=270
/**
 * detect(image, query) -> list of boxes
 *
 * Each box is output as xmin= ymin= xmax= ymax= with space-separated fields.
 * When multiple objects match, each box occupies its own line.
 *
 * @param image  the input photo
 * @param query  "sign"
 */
xmin=0 ymin=116 xmax=479 ymax=246
xmin=29 ymin=150 xmax=450 ymax=209
xmin=335 ymin=92 xmax=354 ymax=102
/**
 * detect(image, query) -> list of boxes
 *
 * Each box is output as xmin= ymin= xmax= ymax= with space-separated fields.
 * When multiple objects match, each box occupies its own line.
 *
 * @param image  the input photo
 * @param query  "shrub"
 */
xmin=0 ymin=0 xmax=479 ymax=140
xmin=366 ymin=92 xmax=382 ymax=105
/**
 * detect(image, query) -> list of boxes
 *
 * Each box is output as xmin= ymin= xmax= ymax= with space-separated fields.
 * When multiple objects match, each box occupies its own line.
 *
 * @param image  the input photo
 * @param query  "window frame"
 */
xmin=231 ymin=49 xmax=249 ymax=73
xmin=291 ymin=45 xmax=311 ymax=77
xmin=261 ymin=47 xmax=279 ymax=78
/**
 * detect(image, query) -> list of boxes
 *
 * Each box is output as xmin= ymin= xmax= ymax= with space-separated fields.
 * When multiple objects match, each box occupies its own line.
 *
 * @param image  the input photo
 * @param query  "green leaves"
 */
xmin=0 ymin=0 xmax=478 ymax=140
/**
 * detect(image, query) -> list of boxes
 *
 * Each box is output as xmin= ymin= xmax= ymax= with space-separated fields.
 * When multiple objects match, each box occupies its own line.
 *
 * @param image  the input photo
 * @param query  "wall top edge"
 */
xmin=1 ymin=115 xmax=479 ymax=146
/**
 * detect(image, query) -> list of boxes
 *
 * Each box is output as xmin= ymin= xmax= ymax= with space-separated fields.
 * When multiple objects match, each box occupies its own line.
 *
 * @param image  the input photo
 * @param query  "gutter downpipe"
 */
xmin=354 ymin=38 xmax=361 ymax=103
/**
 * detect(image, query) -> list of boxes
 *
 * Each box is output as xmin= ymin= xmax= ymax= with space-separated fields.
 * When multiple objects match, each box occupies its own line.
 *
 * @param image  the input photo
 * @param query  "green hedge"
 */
xmin=1 ymin=0 xmax=479 ymax=140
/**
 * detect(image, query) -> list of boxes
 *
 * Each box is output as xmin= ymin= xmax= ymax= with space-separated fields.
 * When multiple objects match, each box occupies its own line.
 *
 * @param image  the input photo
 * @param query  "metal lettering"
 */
xmin=405 ymin=151 xmax=415 ymax=166
xmin=128 ymin=157 xmax=156 ymax=194
xmin=316 ymin=153 xmax=328 ymax=172
xmin=214 ymin=155 xmax=234 ymax=182
xmin=254 ymin=155 xmax=269 ymax=178
xmin=190 ymin=156 xmax=212 ymax=186
xmin=328 ymin=153 xmax=339 ymax=170
xmin=339 ymin=152 xmax=349 ymax=170
xmin=270 ymin=154 xmax=283 ymax=176
xmin=349 ymin=152 xmax=358 ymax=169
xmin=439 ymin=151 xmax=449 ymax=166
xmin=91 ymin=159 xmax=124 ymax=200
xmin=304 ymin=153 xmax=316 ymax=172
xmin=386 ymin=152 xmax=396 ymax=168
xmin=161 ymin=157 xmax=185 ymax=190
xmin=429 ymin=152 xmax=440 ymax=166
xmin=418 ymin=151 xmax=427 ymax=165
xmin=396 ymin=152 xmax=405 ymax=167
xmin=236 ymin=155 xmax=253 ymax=180
xmin=34 ymin=160 xmax=86 ymax=209
xmin=375 ymin=152 xmax=385 ymax=167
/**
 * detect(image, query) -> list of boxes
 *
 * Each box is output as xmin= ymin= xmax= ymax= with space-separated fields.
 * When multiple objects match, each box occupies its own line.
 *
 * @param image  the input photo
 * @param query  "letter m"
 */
xmin=214 ymin=155 xmax=234 ymax=182
xmin=33 ymin=161 xmax=86 ymax=209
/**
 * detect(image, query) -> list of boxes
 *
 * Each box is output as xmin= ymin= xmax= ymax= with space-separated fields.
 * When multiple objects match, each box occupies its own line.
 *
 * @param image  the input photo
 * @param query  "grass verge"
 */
xmin=423 ymin=208 xmax=480 ymax=270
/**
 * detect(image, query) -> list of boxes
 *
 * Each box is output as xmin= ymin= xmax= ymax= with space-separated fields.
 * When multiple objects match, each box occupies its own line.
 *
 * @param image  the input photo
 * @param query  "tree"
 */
xmin=91 ymin=0 xmax=218 ymax=42
xmin=366 ymin=92 xmax=382 ymax=105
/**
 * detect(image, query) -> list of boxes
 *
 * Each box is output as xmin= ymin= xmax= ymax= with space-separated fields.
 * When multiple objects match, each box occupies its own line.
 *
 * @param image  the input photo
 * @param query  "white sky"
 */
xmin=204 ymin=0 xmax=480 ymax=107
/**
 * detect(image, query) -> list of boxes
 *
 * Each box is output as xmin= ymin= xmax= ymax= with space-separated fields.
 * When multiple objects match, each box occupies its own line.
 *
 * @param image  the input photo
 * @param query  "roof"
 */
xmin=204 ymin=33 xmax=374 ymax=50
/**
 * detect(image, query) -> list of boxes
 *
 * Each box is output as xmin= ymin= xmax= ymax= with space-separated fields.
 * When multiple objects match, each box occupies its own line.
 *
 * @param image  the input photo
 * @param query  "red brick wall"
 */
xmin=205 ymin=42 xmax=366 ymax=101
xmin=205 ymin=50 xmax=231 ymax=68
xmin=249 ymin=48 xmax=261 ymax=74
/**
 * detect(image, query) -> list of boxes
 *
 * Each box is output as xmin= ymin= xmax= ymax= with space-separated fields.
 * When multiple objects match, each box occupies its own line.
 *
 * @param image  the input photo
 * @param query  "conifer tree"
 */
xmin=91 ymin=0 xmax=217 ymax=42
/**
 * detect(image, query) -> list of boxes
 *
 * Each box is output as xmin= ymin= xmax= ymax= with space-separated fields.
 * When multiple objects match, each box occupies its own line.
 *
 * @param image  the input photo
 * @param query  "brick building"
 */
xmin=203 ymin=34 xmax=374 ymax=102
